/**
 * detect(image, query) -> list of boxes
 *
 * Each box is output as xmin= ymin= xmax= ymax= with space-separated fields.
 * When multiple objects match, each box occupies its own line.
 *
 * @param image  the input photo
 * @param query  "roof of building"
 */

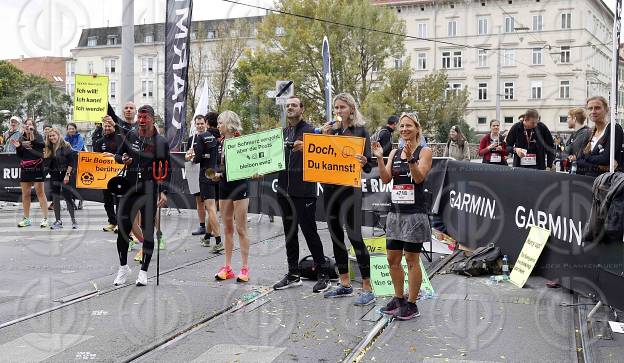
xmin=5 ymin=56 xmax=70 ymax=84
xmin=75 ymin=16 xmax=264 ymax=48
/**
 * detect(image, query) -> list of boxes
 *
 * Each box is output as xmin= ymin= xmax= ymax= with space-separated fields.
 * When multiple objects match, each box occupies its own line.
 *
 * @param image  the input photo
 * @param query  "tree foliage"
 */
xmin=0 ymin=61 xmax=72 ymax=127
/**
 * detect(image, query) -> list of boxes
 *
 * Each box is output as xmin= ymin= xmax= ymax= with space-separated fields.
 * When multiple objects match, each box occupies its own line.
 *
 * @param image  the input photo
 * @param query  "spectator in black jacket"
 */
xmin=113 ymin=105 xmax=171 ymax=287
xmin=562 ymin=107 xmax=591 ymax=171
xmin=187 ymin=114 xmax=222 ymax=251
xmin=90 ymin=121 xmax=103 ymax=151
xmin=505 ymin=109 xmax=555 ymax=171
xmin=44 ymin=127 xmax=77 ymax=229
xmin=107 ymin=101 xmax=137 ymax=137
xmin=272 ymin=96 xmax=329 ymax=293
xmin=576 ymin=96 xmax=624 ymax=177
xmin=377 ymin=115 xmax=397 ymax=157
xmin=186 ymin=115 xmax=209 ymax=238
xmin=94 ymin=116 xmax=124 ymax=232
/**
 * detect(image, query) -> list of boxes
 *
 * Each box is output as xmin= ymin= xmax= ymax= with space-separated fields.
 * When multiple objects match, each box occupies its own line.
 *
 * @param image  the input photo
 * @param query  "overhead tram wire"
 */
xmin=221 ymin=0 xmax=609 ymax=51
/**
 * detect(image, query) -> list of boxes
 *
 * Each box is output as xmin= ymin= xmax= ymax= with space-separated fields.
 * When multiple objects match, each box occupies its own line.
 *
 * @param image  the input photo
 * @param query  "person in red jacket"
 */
xmin=479 ymin=119 xmax=507 ymax=165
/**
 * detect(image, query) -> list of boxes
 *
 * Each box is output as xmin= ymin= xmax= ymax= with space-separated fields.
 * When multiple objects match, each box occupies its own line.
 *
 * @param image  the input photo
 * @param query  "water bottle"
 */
xmin=570 ymin=161 xmax=577 ymax=174
xmin=502 ymin=255 xmax=510 ymax=277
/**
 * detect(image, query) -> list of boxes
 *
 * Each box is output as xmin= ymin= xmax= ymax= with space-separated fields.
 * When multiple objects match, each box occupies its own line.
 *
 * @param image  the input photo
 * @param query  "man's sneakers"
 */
xmin=113 ymin=265 xmax=131 ymax=286
xmin=191 ymin=225 xmax=206 ymax=236
xmin=354 ymin=291 xmax=376 ymax=306
xmin=215 ymin=266 xmax=235 ymax=280
xmin=71 ymin=221 xmax=78 ymax=229
xmin=40 ymin=218 xmax=49 ymax=228
xmin=236 ymin=267 xmax=249 ymax=283
xmin=103 ymin=224 xmax=116 ymax=232
xmin=312 ymin=274 xmax=331 ymax=293
xmin=17 ymin=217 xmax=32 ymax=227
xmin=200 ymin=234 xmax=211 ymax=247
xmin=273 ymin=274 xmax=303 ymax=290
xmin=136 ymin=270 xmax=148 ymax=286
xmin=158 ymin=237 xmax=166 ymax=250
xmin=211 ymin=242 xmax=224 ymax=254
xmin=323 ymin=284 xmax=354 ymax=298
xmin=50 ymin=220 xmax=63 ymax=230
xmin=128 ymin=238 xmax=137 ymax=252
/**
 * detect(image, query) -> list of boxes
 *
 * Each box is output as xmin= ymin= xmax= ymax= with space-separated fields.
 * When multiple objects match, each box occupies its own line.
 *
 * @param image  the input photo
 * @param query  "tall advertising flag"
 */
xmin=322 ymin=36 xmax=332 ymax=124
xmin=165 ymin=0 xmax=193 ymax=151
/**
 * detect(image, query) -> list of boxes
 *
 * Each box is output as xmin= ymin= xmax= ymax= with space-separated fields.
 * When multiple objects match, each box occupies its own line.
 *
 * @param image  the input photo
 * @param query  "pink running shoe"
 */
xmin=215 ymin=266 xmax=235 ymax=281
xmin=236 ymin=267 xmax=249 ymax=283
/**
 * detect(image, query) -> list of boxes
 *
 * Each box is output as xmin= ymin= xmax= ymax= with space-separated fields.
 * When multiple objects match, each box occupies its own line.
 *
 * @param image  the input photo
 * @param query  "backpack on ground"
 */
xmin=298 ymin=255 xmax=339 ymax=280
xmin=448 ymin=244 xmax=502 ymax=277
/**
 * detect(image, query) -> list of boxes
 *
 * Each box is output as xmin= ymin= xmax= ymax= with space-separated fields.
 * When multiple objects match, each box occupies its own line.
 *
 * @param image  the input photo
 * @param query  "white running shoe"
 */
xmin=113 ymin=265 xmax=131 ymax=286
xmin=136 ymin=270 xmax=148 ymax=286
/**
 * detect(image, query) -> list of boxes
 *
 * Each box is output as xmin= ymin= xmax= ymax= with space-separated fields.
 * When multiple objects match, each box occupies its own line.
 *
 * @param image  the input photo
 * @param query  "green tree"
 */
xmin=0 ymin=61 xmax=25 ymax=114
xmin=0 ymin=61 xmax=72 ymax=126
xmin=411 ymin=71 xmax=472 ymax=142
xmin=252 ymin=0 xmax=405 ymax=124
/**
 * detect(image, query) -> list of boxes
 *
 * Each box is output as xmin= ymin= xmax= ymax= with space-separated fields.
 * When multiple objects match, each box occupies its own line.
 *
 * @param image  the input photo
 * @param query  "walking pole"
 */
xmin=152 ymin=160 xmax=169 ymax=286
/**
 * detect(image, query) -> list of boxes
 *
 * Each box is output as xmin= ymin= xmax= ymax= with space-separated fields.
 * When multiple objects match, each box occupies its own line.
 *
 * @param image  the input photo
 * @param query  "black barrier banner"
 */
xmin=164 ymin=0 xmax=193 ymax=151
xmin=439 ymin=160 xmax=624 ymax=310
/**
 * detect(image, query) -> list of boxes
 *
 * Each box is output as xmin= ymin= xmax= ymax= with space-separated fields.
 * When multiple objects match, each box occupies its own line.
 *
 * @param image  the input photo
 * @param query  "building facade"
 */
xmin=373 ymin=0 xmax=620 ymax=136
xmin=68 ymin=17 xmax=262 ymax=123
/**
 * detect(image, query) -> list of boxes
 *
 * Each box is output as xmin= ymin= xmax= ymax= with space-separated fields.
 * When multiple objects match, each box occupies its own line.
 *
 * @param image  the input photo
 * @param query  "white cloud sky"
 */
xmin=0 ymin=0 xmax=273 ymax=60
xmin=0 ymin=0 xmax=618 ymax=60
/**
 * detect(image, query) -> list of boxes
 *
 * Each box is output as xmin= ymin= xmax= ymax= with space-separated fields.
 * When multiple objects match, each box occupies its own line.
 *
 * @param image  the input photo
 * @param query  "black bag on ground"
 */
xmin=298 ymin=255 xmax=339 ymax=280
xmin=449 ymin=244 xmax=502 ymax=277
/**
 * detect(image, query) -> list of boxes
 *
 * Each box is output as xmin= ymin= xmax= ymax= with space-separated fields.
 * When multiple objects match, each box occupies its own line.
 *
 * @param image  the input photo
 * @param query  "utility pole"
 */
xmin=496 ymin=25 xmax=501 ymax=122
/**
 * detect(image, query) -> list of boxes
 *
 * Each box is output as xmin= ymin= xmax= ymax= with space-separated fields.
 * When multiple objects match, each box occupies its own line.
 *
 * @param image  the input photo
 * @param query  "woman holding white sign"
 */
xmin=320 ymin=93 xmax=375 ymax=306
xmin=211 ymin=111 xmax=250 ymax=283
xmin=372 ymin=113 xmax=432 ymax=320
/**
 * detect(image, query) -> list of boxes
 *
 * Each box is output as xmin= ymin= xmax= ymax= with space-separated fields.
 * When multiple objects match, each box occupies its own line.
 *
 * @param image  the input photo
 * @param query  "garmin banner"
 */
xmin=164 ymin=0 xmax=193 ymax=151
xmin=440 ymin=160 xmax=624 ymax=310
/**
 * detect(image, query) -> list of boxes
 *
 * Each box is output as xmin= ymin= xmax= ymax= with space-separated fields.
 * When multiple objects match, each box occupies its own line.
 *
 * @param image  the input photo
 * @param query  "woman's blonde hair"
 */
xmin=44 ymin=127 xmax=71 ymax=158
xmin=218 ymin=110 xmax=243 ymax=135
xmin=399 ymin=112 xmax=423 ymax=145
xmin=333 ymin=93 xmax=366 ymax=128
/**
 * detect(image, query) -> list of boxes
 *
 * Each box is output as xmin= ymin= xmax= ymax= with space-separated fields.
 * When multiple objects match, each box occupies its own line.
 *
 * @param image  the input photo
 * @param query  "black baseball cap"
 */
xmin=138 ymin=105 xmax=155 ymax=117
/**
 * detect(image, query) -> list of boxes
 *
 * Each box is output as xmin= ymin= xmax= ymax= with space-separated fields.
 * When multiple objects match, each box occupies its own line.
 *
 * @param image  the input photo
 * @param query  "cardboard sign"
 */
xmin=303 ymin=134 xmax=364 ymax=187
xmin=510 ymin=225 xmax=551 ymax=288
xmin=73 ymin=74 xmax=109 ymax=122
xmin=76 ymin=152 xmax=124 ymax=189
xmin=370 ymin=255 xmax=435 ymax=298
xmin=224 ymin=129 xmax=285 ymax=181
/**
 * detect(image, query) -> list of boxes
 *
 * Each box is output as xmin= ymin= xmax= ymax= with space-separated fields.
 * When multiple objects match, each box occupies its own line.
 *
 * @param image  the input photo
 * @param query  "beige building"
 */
xmin=67 ymin=17 xmax=262 ymax=123
xmin=373 ymin=0 xmax=621 ymax=136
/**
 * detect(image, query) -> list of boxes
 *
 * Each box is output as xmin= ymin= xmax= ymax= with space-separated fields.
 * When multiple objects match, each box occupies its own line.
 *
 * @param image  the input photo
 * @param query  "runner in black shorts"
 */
xmin=191 ymin=112 xmax=222 ymax=251
xmin=210 ymin=111 xmax=250 ymax=283
xmin=373 ymin=112 xmax=433 ymax=321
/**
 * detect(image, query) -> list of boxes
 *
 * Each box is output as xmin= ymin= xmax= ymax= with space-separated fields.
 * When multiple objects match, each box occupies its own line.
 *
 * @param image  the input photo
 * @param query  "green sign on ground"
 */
xmin=224 ymin=129 xmax=285 ymax=181
xmin=369 ymin=255 xmax=435 ymax=298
